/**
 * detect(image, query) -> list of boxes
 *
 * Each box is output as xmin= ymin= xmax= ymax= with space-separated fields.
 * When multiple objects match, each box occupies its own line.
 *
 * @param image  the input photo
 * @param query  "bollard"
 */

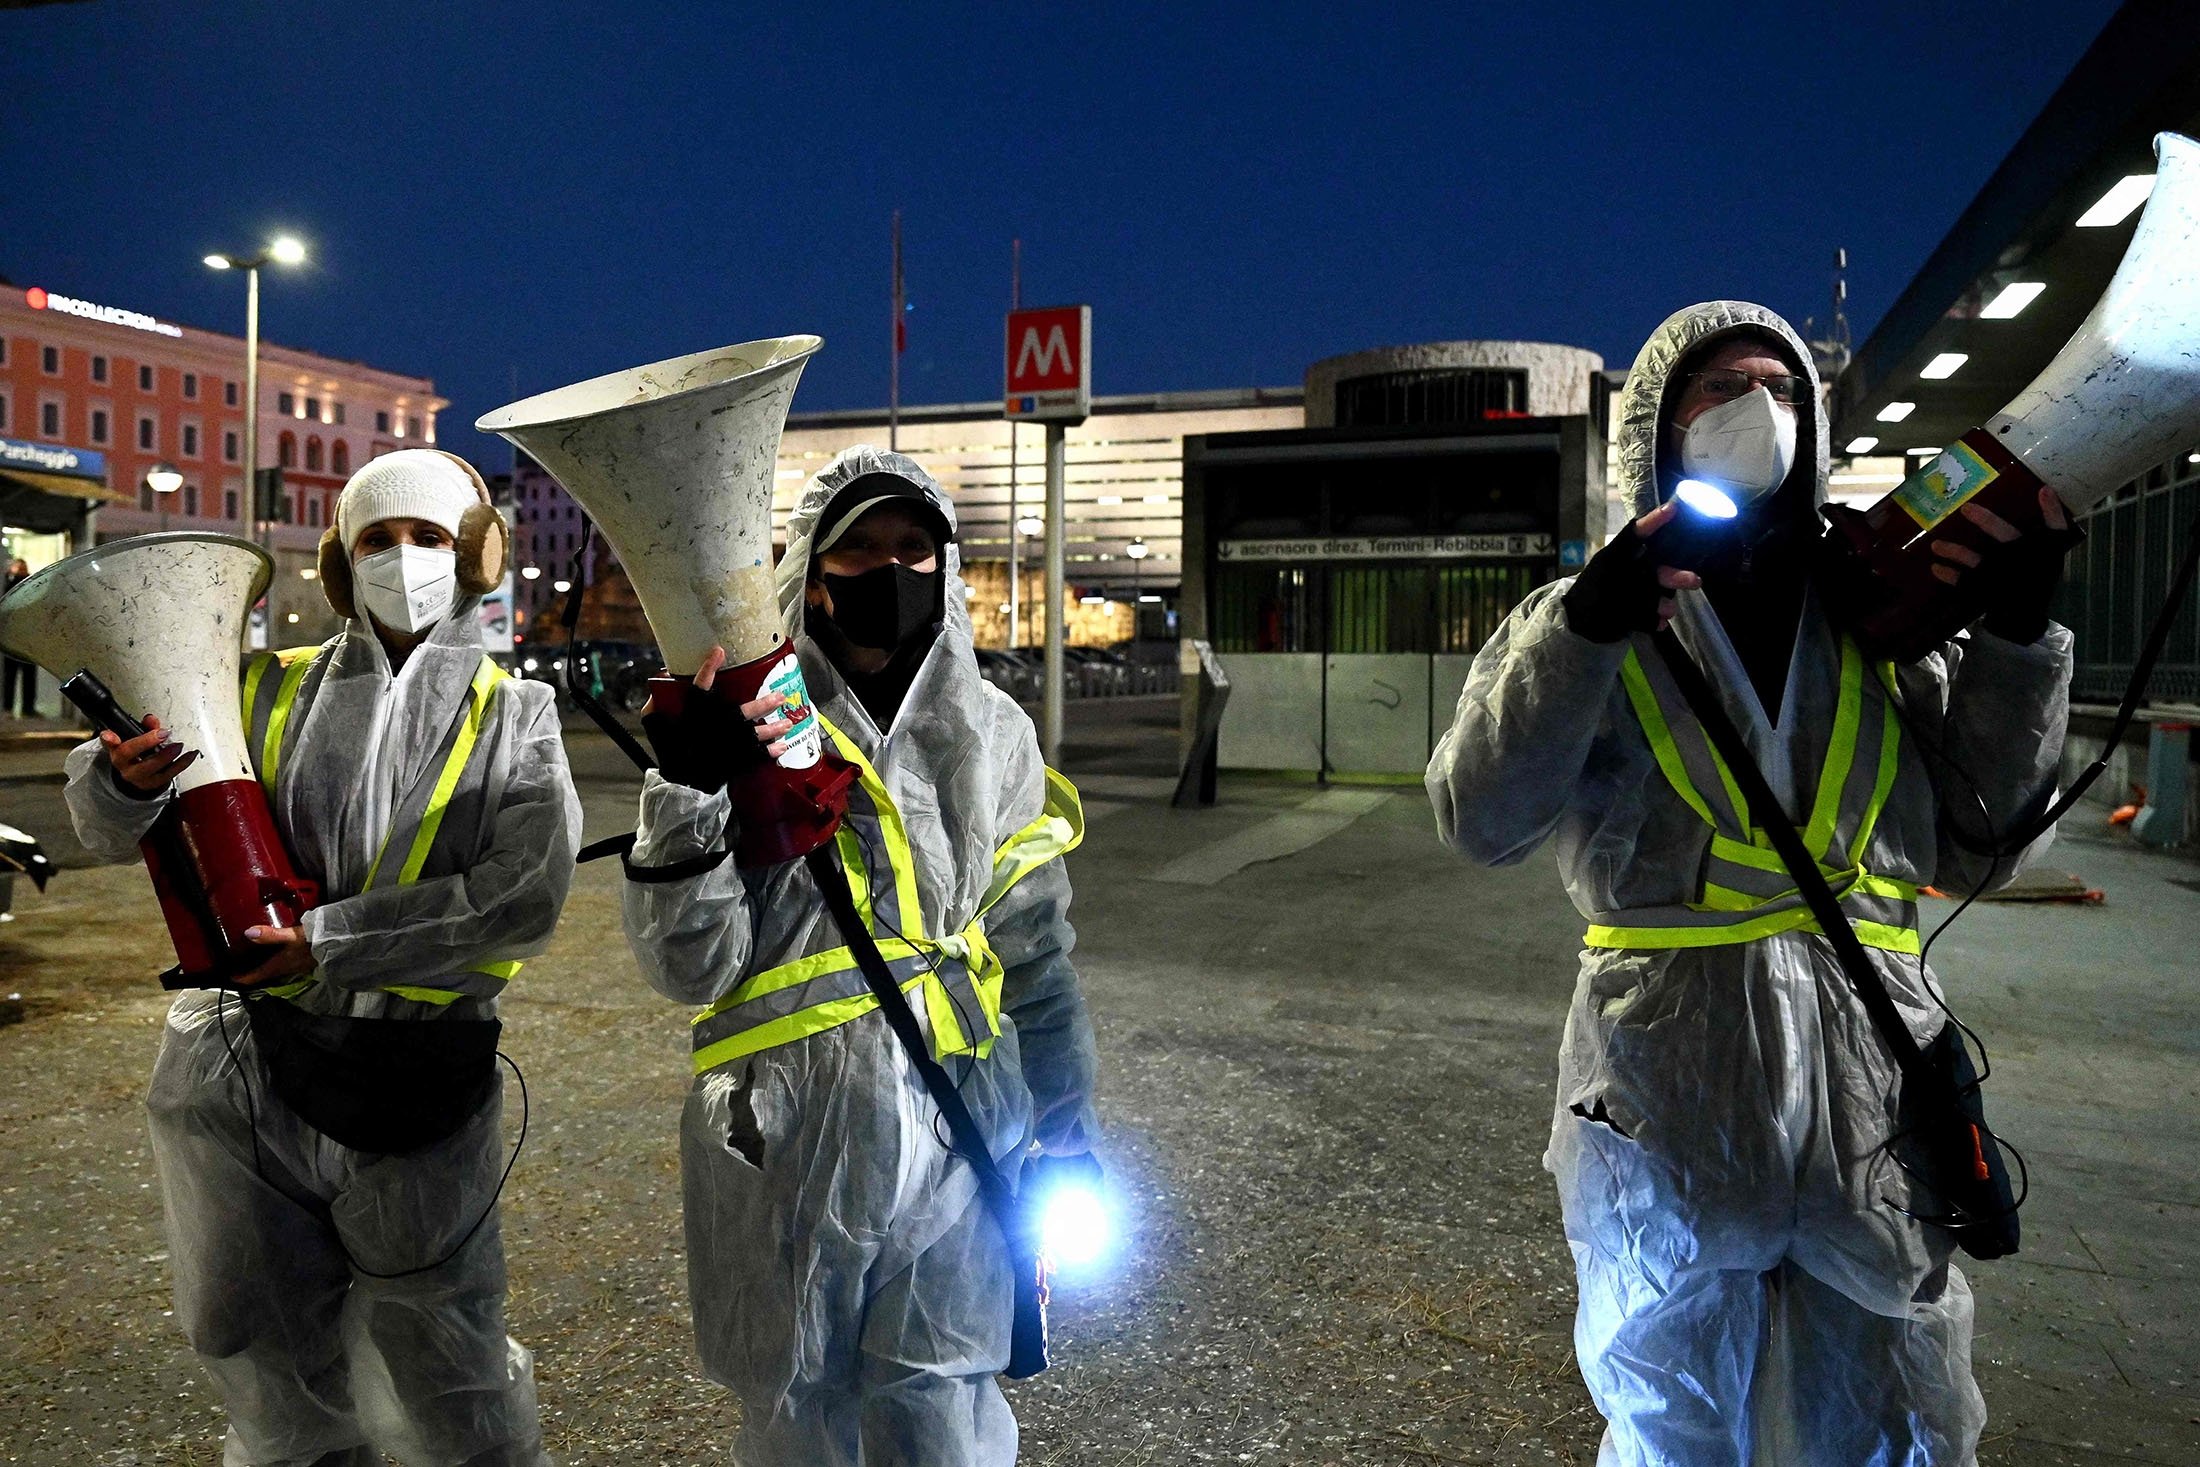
xmin=2131 ymin=723 xmax=2192 ymax=848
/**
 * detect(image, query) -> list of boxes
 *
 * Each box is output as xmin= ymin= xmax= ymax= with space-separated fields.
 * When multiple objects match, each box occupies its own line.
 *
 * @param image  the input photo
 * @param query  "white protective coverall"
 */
xmin=621 ymin=446 xmax=1101 ymax=1466
xmin=1427 ymin=302 xmax=2072 ymax=1466
xmin=66 ymin=598 xmax=580 ymax=1467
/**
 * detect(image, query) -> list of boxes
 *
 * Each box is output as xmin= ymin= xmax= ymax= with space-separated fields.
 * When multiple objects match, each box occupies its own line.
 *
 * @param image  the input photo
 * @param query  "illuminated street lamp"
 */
xmin=145 ymin=462 xmax=181 ymax=532
xmin=204 ymin=236 xmax=308 ymax=543
xmin=520 ymin=565 xmax=543 ymax=580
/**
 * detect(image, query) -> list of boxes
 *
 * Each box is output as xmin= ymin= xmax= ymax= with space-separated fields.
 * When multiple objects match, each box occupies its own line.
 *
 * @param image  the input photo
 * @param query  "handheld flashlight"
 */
xmin=1039 ymin=1183 xmax=1113 ymax=1268
xmin=1632 ymin=478 xmax=1741 ymax=570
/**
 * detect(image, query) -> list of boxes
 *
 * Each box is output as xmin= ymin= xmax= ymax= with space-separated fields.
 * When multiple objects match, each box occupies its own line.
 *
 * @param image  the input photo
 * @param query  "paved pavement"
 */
xmin=1 ymin=696 xmax=2195 ymax=1464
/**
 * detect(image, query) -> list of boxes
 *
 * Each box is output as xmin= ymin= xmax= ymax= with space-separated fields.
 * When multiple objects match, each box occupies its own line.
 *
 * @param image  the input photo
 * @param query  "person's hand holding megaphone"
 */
xmin=1924 ymin=485 xmax=2078 ymax=645
xmin=642 ymin=645 xmax=797 ymax=793
xmin=101 ymin=714 xmax=199 ymax=797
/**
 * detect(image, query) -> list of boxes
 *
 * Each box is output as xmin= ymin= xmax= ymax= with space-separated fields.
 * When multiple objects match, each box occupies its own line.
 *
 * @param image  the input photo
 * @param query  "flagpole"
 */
xmin=889 ymin=209 xmax=903 ymax=451
xmin=1007 ymin=237 xmax=1022 ymax=651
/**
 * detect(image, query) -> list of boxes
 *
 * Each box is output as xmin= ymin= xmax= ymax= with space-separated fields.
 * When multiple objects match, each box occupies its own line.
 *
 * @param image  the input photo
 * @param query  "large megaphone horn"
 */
xmin=477 ymin=336 xmax=855 ymax=865
xmin=1829 ymin=131 xmax=2200 ymax=661
xmin=0 ymin=532 xmax=318 ymax=983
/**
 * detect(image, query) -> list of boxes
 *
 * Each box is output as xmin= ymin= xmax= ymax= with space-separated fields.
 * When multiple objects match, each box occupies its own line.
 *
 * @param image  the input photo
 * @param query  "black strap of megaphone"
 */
xmin=1650 ymin=630 xmax=1929 ymax=1080
xmin=559 ymin=521 xmax=659 ymax=775
xmin=573 ymin=828 xmax=737 ymax=881
xmin=801 ymin=844 xmax=1029 ymax=1254
xmin=1941 ymin=507 xmax=2200 ymax=858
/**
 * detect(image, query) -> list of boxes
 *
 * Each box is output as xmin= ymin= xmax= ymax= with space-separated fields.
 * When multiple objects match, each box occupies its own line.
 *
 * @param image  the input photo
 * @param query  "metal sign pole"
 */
xmin=1043 ymin=420 xmax=1067 ymax=766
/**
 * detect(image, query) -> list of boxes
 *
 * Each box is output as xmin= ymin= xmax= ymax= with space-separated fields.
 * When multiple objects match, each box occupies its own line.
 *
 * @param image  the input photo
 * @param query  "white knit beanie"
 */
xmin=336 ymin=450 xmax=480 ymax=555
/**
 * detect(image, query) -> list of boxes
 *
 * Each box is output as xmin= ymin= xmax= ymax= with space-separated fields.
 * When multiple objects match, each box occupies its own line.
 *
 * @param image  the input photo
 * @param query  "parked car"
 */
xmin=974 ymin=648 xmax=1039 ymax=702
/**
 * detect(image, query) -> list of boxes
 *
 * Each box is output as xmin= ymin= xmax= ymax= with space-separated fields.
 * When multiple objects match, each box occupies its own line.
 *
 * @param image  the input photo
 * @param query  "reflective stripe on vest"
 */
xmin=1584 ymin=634 xmax=1920 ymax=955
xmin=247 ymin=648 xmax=523 ymax=1005
xmin=689 ymin=713 xmax=1086 ymax=1077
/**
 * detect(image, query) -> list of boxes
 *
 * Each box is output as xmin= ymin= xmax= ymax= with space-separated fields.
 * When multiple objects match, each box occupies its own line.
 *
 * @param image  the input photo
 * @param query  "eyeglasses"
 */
xmin=1686 ymin=368 xmax=1809 ymax=405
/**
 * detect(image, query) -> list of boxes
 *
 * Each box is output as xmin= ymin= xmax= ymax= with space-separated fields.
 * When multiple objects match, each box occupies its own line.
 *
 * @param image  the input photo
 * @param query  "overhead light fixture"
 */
xmin=2077 ymin=174 xmax=2154 ymax=228
xmin=552 ymin=578 xmax=572 ymax=594
xmin=1844 ymin=436 xmax=1879 ymax=454
xmin=268 ymin=235 xmax=308 ymax=265
xmin=1830 ymin=472 xmax=1904 ymax=486
xmin=1876 ymin=401 xmax=1917 ymax=423
xmin=1908 ymin=446 xmax=1942 ymax=457
xmin=1138 ymin=594 xmax=1162 ymax=604
xmin=1920 ymin=353 xmax=1969 ymax=379
xmin=1015 ymin=516 xmax=1044 ymax=536
xmin=1079 ymin=594 xmax=1106 ymax=605
xmin=962 ymin=583 xmax=976 ymax=599
xmin=1143 ymin=493 xmax=1169 ymax=503
xmin=1979 ymin=281 xmax=2045 ymax=319
xmin=1097 ymin=494 xmax=1122 ymax=505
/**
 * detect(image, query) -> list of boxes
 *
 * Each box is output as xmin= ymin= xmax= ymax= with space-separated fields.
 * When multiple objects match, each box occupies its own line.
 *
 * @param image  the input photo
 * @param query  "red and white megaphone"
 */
xmin=477 ymin=337 xmax=856 ymax=865
xmin=0 ymin=532 xmax=319 ymax=984
xmin=1826 ymin=131 xmax=2200 ymax=662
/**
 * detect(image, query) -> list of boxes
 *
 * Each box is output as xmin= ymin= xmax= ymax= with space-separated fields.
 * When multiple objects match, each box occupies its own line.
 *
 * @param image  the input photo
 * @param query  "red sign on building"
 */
xmin=1005 ymin=305 xmax=1091 ymax=422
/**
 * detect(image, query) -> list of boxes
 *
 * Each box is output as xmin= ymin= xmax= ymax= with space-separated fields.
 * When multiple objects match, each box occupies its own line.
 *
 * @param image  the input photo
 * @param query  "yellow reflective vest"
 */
xmin=241 ymin=644 xmax=523 ymax=1005
xmin=1585 ymin=635 xmax=1920 ymax=955
xmin=689 ymin=713 xmax=1085 ymax=1076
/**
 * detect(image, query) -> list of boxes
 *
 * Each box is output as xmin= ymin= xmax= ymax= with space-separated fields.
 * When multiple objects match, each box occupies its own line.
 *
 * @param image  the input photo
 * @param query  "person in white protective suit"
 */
xmin=1427 ymin=302 xmax=2073 ymax=1466
xmin=621 ymin=446 xmax=1102 ymax=1466
xmin=66 ymin=449 xmax=580 ymax=1467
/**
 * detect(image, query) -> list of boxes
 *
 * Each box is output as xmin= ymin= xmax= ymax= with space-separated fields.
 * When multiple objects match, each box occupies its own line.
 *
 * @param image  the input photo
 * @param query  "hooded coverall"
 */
xmin=1428 ymin=302 xmax=2071 ymax=1466
xmin=621 ymin=446 xmax=1101 ymax=1466
xmin=66 ymin=601 xmax=580 ymax=1467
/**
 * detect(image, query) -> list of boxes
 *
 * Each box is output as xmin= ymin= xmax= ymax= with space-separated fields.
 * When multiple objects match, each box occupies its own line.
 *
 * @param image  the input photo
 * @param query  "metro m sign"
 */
xmin=1005 ymin=304 xmax=1091 ymax=422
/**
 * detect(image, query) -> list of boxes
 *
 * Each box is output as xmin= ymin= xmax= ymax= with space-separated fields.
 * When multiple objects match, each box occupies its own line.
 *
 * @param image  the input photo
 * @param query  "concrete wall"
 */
xmin=1303 ymin=341 xmax=1605 ymax=426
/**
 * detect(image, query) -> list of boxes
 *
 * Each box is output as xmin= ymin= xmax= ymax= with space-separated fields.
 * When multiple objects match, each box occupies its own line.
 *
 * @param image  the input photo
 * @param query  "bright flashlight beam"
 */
xmin=1673 ymin=479 xmax=1740 ymax=520
xmin=1040 ymin=1187 xmax=1112 ymax=1268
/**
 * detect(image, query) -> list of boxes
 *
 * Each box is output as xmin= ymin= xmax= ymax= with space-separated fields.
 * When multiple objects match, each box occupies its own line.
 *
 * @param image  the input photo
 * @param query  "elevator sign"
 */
xmin=1005 ymin=305 xmax=1090 ymax=423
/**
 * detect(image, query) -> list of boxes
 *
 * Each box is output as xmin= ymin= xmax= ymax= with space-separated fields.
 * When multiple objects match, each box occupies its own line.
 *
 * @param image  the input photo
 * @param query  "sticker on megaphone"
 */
xmin=763 ymin=652 xmax=823 ymax=771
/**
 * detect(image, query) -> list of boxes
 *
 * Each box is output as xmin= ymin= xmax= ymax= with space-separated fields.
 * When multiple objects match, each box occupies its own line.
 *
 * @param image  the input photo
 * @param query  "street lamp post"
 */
xmin=145 ymin=462 xmax=182 ymax=533
xmin=1126 ymin=536 xmax=1149 ymax=641
xmin=1014 ymin=514 xmax=1044 ymax=652
xmin=204 ymin=237 xmax=306 ymax=548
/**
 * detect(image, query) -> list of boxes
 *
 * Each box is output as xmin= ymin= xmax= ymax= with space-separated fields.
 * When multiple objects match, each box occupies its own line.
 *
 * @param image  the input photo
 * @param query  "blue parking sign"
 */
xmin=1559 ymin=539 xmax=1588 ymax=568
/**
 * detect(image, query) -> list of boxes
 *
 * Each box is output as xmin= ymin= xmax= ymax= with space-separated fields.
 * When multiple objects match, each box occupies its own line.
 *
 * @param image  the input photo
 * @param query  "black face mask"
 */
xmin=813 ymin=563 xmax=945 ymax=652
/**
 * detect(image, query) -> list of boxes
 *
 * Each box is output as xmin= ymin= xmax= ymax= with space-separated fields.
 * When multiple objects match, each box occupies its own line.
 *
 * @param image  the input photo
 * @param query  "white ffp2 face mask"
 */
xmin=355 ymin=544 xmax=458 ymax=635
xmin=1678 ymin=386 xmax=1798 ymax=503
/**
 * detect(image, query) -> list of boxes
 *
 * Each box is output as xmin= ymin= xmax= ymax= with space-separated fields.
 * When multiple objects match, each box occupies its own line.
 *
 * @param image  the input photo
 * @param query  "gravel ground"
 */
xmin=3 ymin=697 xmax=2194 ymax=1464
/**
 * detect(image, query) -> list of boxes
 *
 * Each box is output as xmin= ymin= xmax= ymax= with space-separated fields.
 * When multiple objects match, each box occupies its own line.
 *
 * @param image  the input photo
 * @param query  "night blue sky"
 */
xmin=4 ymin=1 xmax=2122 ymax=467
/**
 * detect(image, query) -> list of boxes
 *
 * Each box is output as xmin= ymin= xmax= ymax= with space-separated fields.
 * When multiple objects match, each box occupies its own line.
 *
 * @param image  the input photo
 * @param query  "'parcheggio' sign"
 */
xmin=1217 ymin=533 xmax=1556 ymax=562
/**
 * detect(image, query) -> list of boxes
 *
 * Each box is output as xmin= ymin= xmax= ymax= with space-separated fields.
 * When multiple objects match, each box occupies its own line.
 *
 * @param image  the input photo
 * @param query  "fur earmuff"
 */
xmin=317 ymin=527 xmax=357 ymax=620
xmin=457 ymin=503 xmax=508 ymax=594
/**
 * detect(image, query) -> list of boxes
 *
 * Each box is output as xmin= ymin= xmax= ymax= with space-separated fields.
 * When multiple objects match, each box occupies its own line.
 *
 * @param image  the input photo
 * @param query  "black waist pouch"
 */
xmin=246 ymin=998 xmax=501 ymax=1156
xmin=1892 ymin=1023 xmax=2021 ymax=1260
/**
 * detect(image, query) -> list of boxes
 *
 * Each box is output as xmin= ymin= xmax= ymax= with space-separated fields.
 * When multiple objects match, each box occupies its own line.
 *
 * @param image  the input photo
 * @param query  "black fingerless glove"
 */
xmin=642 ymin=692 xmax=769 ymax=795
xmin=1562 ymin=527 xmax=1665 ymax=643
xmin=1976 ymin=519 xmax=2084 ymax=645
